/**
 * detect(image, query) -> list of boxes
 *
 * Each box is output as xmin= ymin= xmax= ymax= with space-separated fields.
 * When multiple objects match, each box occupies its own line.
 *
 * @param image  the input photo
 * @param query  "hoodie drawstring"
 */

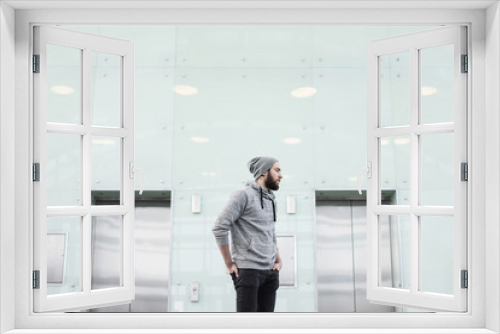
xmin=261 ymin=187 xmax=276 ymax=222
xmin=260 ymin=188 xmax=264 ymax=209
xmin=272 ymin=200 xmax=276 ymax=222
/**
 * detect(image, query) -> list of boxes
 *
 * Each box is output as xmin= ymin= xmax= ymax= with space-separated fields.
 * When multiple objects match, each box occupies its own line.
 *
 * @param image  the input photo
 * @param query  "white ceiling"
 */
xmin=3 ymin=0 xmax=497 ymax=10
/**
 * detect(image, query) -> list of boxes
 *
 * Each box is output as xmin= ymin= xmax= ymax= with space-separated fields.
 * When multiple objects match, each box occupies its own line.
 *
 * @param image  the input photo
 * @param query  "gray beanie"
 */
xmin=247 ymin=156 xmax=279 ymax=180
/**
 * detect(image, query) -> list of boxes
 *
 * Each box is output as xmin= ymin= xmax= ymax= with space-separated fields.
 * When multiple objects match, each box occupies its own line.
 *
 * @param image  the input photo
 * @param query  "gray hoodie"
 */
xmin=212 ymin=181 xmax=277 ymax=270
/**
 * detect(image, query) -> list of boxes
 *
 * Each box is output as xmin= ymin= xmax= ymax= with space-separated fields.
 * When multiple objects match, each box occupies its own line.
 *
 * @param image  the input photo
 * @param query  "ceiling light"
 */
xmin=174 ymin=85 xmax=198 ymax=96
xmin=191 ymin=137 xmax=210 ymax=143
xmin=349 ymin=176 xmax=358 ymax=182
xmin=291 ymin=87 xmax=317 ymax=99
xmin=51 ymin=85 xmax=75 ymax=95
xmin=394 ymin=138 xmax=410 ymax=145
xmin=91 ymin=139 xmax=116 ymax=145
xmin=380 ymin=139 xmax=390 ymax=146
xmin=421 ymin=86 xmax=437 ymax=96
xmin=284 ymin=137 xmax=301 ymax=145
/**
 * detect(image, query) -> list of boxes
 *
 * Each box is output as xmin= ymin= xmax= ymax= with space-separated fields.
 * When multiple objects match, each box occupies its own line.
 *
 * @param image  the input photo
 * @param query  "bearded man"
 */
xmin=212 ymin=156 xmax=283 ymax=312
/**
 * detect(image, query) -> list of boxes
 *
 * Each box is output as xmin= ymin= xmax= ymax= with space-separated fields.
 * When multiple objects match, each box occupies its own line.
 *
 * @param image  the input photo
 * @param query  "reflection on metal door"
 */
xmin=315 ymin=196 xmax=395 ymax=313
xmin=88 ymin=192 xmax=171 ymax=312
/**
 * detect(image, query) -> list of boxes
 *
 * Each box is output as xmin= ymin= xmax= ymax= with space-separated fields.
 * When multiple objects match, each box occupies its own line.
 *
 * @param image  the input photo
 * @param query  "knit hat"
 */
xmin=247 ymin=156 xmax=279 ymax=180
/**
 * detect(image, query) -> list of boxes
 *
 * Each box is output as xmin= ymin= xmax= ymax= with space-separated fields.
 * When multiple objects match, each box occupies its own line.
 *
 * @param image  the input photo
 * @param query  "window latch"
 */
xmin=357 ymin=161 xmax=372 ymax=195
xmin=129 ymin=161 xmax=145 ymax=195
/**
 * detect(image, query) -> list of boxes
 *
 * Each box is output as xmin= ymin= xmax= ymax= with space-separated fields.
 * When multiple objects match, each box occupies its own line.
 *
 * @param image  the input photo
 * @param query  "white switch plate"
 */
xmin=286 ymin=195 xmax=296 ymax=214
xmin=190 ymin=282 xmax=199 ymax=302
xmin=192 ymin=194 xmax=201 ymax=213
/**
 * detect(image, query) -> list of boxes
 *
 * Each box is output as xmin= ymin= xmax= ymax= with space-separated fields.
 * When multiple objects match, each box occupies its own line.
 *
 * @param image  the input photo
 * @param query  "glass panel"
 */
xmin=47 ymin=133 xmax=81 ymax=206
xmin=47 ymin=44 xmax=81 ymax=124
xmin=91 ymin=52 xmax=121 ymax=128
xmin=91 ymin=136 xmax=121 ymax=202
xmin=380 ymin=52 xmax=410 ymax=127
xmin=380 ymin=136 xmax=410 ymax=205
xmin=91 ymin=215 xmax=122 ymax=290
xmin=420 ymin=44 xmax=454 ymax=124
xmin=379 ymin=215 xmax=410 ymax=290
xmin=420 ymin=133 xmax=454 ymax=206
xmin=420 ymin=216 xmax=454 ymax=295
xmin=47 ymin=216 xmax=81 ymax=295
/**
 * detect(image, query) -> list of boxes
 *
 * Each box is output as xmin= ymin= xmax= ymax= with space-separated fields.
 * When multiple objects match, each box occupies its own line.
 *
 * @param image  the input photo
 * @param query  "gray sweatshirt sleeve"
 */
xmin=212 ymin=190 xmax=247 ymax=246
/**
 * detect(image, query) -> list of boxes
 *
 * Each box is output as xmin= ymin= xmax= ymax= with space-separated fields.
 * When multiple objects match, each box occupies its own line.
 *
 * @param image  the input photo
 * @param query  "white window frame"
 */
xmin=32 ymin=25 xmax=136 ymax=312
xmin=366 ymin=26 xmax=467 ymax=312
xmin=3 ymin=3 xmax=496 ymax=333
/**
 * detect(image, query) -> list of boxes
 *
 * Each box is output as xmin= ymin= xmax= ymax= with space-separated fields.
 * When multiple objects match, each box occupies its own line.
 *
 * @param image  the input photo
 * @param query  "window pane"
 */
xmin=47 ymin=44 xmax=81 ymax=125
xmin=47 ymin=133 xmax=81 ymax=206
xmin=91 ymin=52 xmax=121 ymax=127
xmin=420 ymin=44 xmax=454 ymax=124
xmin=420 ymin=216 xmax=454 ymax=295
xmin=379 ymin=215 xmax=410 ymax=290
xmin=47 ymin=216 xmax=81 ymax=295
xmin=91 ymin=136 xmax=121 ymax=202
xmin=420 ymin=133 xmax=454 ymax=206
xmin=91 ymin=215 xmax=123 ymax=290
xmin=380 ymin=52 xmax=410 ymax=127
xmin=380 ymin=136 xmax=410 ymax=205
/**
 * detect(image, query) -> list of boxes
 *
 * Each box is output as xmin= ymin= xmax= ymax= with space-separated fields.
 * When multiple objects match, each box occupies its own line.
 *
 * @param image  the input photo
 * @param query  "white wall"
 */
xmin=486 ymin=2 xmax=500 ymax=333
xmin=0 ymin=2 xmax=16 ymax=333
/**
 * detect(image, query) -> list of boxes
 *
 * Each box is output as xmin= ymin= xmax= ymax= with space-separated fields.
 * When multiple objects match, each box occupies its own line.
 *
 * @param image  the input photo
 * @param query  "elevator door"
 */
xmin=89 ymin=196 xmax=171 ymax=313
xmin=315 ymin=199 xmax=395 ymax=313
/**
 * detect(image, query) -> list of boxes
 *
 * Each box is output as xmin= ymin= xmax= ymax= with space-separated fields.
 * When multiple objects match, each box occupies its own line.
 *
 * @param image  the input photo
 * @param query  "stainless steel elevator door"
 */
xmin=89 ymin=198 xmax=171 ymax=313
xmin=315 ymin=199 xmax=395 ymax=313
xmin=315 ymin=201 xmax=356 ymax=312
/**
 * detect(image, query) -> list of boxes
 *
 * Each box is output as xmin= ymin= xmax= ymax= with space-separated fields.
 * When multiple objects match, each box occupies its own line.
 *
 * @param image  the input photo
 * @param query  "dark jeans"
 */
xmin=231 ymin=268 xmax=280 ymax=312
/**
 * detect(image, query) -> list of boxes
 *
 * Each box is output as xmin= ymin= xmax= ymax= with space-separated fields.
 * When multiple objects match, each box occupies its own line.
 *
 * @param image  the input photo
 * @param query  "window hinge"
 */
xmin=461 ymin=270 xmax=468 ymax=289
xmin=461 ymin=54 xmax=468 ymax=73
xmin=461 ymin=162 xmax=468 ymax=181
xmin=33 ymin=270 xmax=40 ymax=289
xmin=33 ymin=54 xmax=40 ymax=73
xmin=33 ymin=163 xmax=40 ymax=182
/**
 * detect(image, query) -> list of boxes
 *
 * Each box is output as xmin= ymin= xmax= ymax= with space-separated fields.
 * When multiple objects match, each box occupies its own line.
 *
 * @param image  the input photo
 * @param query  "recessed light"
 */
xmin=291 ymin=87 xmax=317 ymax=99
xmin=284 ymin=137 xmax=301 ymax=145
xmin=394 ymin=138 xmax=410 ymax=145
xmin=381 ymin=139 xmax=390 ymax=146
xmin=191 ymin=137 xmax=210 ymax=143
xmin=91 ymin=139 xmax=115 ymax=145
xmin=51 ymin=85 xmax=75 ymax=95
xmin=349 ymin=176 xmax=358 ymax=182
xmin=421 ymin=86 xmax=437 ymax=96
xmin=174 ymin=85 xmax=198 ymax=96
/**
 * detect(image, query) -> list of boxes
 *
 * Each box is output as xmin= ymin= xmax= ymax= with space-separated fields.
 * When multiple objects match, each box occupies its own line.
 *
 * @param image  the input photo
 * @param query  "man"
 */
xmin=212 ymin=156 xmax=283 ymax=312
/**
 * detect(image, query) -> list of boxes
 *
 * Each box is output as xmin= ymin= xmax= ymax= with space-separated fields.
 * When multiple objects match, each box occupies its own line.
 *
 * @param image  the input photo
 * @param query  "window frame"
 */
xmin=366 ymin=26 xmax=468 ymax=312
xmin=32 ymin=25 xmax=136 ymax=312
xmin=9 ymin=5 xmax=492 ymax=333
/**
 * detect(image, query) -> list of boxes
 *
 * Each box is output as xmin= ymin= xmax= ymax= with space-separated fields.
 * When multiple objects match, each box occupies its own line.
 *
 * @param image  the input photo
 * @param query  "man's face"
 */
xmin=264 ymin=162 xmax=282 ymax=191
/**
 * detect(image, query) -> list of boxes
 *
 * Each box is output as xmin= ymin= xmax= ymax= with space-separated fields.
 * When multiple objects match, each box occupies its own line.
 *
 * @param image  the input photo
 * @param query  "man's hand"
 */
xmin=226 ymin=262 xmax=239 ymax=277
xmin=273 ymin=248 xmax=283 ymax=271
xmin=272 ymin=260 xmax=282 ymax=271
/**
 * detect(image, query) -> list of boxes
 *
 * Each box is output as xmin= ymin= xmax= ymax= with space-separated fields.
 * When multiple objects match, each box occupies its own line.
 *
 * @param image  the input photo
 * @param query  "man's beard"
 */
xmin=265 ymin=173 xmax=279 ymax=191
